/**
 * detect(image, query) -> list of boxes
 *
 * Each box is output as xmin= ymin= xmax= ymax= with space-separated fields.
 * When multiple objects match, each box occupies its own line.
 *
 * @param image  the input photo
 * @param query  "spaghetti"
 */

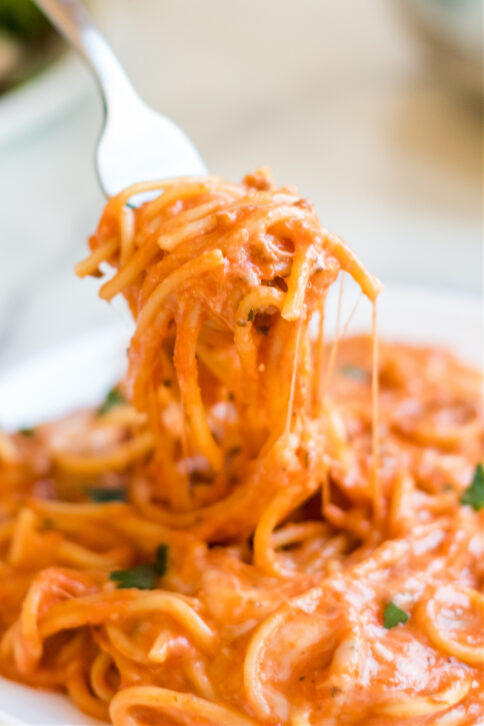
xmin=0 ymin=170 xmax=482 ymax=725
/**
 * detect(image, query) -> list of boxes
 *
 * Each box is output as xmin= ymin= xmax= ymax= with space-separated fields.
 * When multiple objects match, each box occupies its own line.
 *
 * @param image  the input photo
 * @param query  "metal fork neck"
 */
xmin=34 ymin=0 xmax=138 ymax=112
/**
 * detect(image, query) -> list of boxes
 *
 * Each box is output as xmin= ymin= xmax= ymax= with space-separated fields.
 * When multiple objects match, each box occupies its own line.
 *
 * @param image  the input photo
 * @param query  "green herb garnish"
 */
xmin=109 ymin=543 xmax=169 ymax=590
xmin=0 ymin=0 xmax=51 ymax=41
xmin=109 ymin=563 xmax=157 ymax=590
xmin=248 ymin=308 xmax=255 ymax=322
xmin=460 ymin=463 xmax=484 ymax=511
xmin=85 ymin=486 xmax=126 ymax=503
xmin=383 ymin=602 xmax=409 ymax=629
xmin=154 ymin=544 xmax=169 ymax=576
xmin=97 ymin=388 xmax=125 ymax=416
xmin=19 ymin=427 xmax=35 ymax=437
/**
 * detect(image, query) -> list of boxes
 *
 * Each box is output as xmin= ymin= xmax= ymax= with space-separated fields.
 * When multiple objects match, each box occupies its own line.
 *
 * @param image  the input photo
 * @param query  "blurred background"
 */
xmin=0 ymin=0 xmax=482 ymax=370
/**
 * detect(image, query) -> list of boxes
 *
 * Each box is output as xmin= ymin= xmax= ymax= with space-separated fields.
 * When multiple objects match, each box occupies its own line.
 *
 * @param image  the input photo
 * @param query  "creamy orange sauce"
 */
xmin=0 ymin=171 xmax=482 ymax=725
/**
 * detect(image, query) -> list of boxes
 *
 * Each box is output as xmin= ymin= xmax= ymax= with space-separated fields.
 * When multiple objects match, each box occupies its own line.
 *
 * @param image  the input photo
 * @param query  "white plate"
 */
xmin=0 ymin=285 xmax=481 ymax=724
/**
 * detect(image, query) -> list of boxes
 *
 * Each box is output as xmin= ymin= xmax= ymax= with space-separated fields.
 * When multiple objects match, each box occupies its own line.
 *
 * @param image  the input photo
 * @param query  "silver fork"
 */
xmin=34 ymin=0 xmax=207 ymax=197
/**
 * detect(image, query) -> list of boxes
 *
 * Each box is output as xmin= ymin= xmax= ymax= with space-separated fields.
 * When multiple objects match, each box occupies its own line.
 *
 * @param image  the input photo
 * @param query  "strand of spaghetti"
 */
xmin=75 ymin=238 xmax=118 ymax=278
xmin=391 ymin=403 xmax=480 ymax=449
xmin=97 ymin=404 xmax=146 ymax=427
xmin=31 ymin=504 xmax=175 ymax=560
xmin=244 ymin=587 xmax=324 ymax=720
xmin=90 ymin=651 xmax=118 ymax=703
xmin=235 ymin=287 xmax=284 ymax=329
xmin=99 ymin=237 xmax=160 ymax=301
xmin=67 ymin=671 xmax=110 ymax=721
xmin=119 ymin=206 xmax=136 ymax=264
xmin=320 ymin=461 xmax=330 ymax=514
xmin=185 ymin=659 xmax=216 ymax=700
xmin=106 ymin=505 xmax=186 ymax=553
xmin=416 ymin=585 xmax=484 ymax=666
xmin=130 ymin=456 xmax=282 ymax=540
xmin=157 ymin=198 xmax=229 ymax=235
xmin=29 ymin=499 xmax=129 ymax=519
xmin=148 ymin=628 xmax=189 ymax=663
xmin=135 ymin=249 xmax=225 ymax=333
xmin=324 ymin=231 xmax=382 ymax=301
xmin=270 ymin=521 xmax=329 ymax=549
xmin=195 ymin=342 xmax=234 ymax=387
xmin=109 ymin=685 xmax=257 ymax=726
xmin=40 ymin=591 xmax=215 ymax=650
xmin=281 ymin=246 xmax=314 ymax=321
xmin=155 ymin=192 xmax=273 ymax=248
xmin=7 ymin=507 xmax=36 ymax=567
xmin=254 ymin=478 xmax=320 ymax=576
xmin=92 ymin=629 xmax=153 ymax=684
xmin=174 ymin=300 xmax=222 ymax=471
xmin=139 ymin=178 xmax=244 ymax=220
xmin=283 ymin=218 xmax=382 ymax=300
xmin=375 ymin=677 xmax=471 ymax=718
xmin=53 ymin=431 xmax=154 ymax=475
xmin=324 ymin=623 xmax=366 ymax=720
xmin=157 ymin=211 xmax=220 ymax=252
xmin=14 ymin=568 xmax=94 ymax=674
xmin=128 ymin=306 xmax=172 ymax=411
xmin=154 ymin=193 xmax=301 ymax=255
xmin=105 ymin=176 xmax=238 ymax=211
xmin=388 ymin=473 xmax=414 ymax=537
xmin=234 ymin=287 xmax=284 ymax=448
xmin=0 ymin=431 xmax=17 ymax=464
xmin=370 ymin=300 xmax=381 ymax=526
xmin=106 ymin=623 xmax=155 ymax=665
xmin=57 ymin=540 xmax=125 ymax=569
xmin=148 ymin=382 xmax=192 ymax=513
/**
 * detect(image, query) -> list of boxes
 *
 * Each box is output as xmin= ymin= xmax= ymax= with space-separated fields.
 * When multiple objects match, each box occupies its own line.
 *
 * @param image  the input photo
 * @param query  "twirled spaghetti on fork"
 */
xmin=0 ymin=169 xmax=482 ymax=725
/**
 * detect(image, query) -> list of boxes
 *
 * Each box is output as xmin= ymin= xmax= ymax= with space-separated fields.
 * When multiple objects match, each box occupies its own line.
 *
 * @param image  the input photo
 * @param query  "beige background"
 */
xmin=0 ymin=0 xmax=481 ymax=369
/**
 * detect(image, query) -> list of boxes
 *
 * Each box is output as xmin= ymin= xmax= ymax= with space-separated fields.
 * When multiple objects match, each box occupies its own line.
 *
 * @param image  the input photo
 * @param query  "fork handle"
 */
xmin=33 ymin=0 xmax=137 ymax=111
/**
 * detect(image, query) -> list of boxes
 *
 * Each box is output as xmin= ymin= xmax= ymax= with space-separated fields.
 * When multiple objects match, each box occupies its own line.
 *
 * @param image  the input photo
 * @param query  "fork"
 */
xmin=34 ymin=0 xmax=207 ymax=198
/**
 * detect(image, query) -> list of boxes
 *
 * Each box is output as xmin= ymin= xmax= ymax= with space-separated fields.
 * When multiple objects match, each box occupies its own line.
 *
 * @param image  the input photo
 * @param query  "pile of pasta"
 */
xmin=0 ymin=170 xmax=482 ymax=725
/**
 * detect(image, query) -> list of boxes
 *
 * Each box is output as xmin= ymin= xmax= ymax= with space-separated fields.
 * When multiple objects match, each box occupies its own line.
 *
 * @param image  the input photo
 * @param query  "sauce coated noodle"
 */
xmin=0 ymin=170 xmax=482 ymax=725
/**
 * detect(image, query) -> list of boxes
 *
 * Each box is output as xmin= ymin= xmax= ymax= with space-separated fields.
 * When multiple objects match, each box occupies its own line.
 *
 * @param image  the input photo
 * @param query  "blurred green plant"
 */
xmin=0 ymin=0 xmax=51 ymax=41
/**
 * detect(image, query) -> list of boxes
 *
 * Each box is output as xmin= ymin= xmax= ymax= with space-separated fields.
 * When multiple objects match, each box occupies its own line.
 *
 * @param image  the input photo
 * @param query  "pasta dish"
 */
xmin=0 ymin=169 xmax=482 ymax=725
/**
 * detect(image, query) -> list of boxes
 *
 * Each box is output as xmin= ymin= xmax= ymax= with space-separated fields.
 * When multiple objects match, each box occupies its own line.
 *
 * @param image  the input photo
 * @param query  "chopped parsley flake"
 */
xmin=460 ymin=463 xmax=484 ymax=511
xmin=248 ymin=308 xmax=255 ymax=322
xmin=109 ymin=543 xmax=169 ymax=589
xmin=97 ymin=388 xmax=125 ymax=416
xmin=154 ymin=544 xmax=169 ymax=576
xmin=109 ymin=563 xmax=157 ymax=590
xmin=85 ymin=486 xmax=126 ymax=503
xmin=19 ymin=427 xmax=35 ymax=437
xmin=383 ymin=602 xmax=409 ymax=629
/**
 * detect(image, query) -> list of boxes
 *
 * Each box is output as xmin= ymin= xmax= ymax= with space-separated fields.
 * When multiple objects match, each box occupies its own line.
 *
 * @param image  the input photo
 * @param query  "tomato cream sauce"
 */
xmin=0 ymin=172 xmax=482 ymax=725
